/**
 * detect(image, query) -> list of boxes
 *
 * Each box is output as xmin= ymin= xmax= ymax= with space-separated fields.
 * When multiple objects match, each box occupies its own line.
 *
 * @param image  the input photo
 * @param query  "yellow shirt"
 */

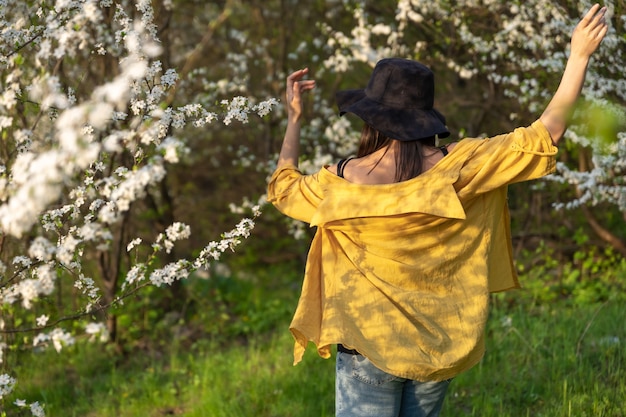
xmin=267 ymin=120 xmax=557 ymax=381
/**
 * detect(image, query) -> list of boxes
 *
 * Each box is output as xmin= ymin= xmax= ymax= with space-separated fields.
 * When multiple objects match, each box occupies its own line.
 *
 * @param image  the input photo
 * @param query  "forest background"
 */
xmin=0 ymin=0 xmax=625 ymax=416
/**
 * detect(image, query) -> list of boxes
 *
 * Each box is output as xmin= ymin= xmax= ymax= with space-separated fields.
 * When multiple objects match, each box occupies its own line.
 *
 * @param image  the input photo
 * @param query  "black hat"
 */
xmin=336 ymin=58 xmax=450 ymax=141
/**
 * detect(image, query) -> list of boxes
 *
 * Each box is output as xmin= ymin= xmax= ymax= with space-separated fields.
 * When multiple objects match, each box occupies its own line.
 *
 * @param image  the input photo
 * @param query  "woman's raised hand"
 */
xmin=276 ymin=69 xmax=316 ymax=168
xmin=539 ymin=4 xmax=609 ymax=145
xmin=286 ymin=68 xmax=316 ymax=122
xmin=571 ymin=4 xmax=608 ymax=60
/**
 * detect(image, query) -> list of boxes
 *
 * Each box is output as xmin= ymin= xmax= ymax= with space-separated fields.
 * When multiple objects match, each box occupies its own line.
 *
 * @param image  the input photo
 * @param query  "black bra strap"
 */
xmin=337 ymin=158 xmax=353 ymax=178
xmin=438 ymin=145 xmax=449 ymax=156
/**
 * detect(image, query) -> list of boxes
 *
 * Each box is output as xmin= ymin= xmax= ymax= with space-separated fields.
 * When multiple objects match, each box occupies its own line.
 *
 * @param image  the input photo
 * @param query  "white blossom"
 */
xmin=85 ymin=322 xmax=109 ymax=342
xmin=127 ymin=238 xmax=142 ymax=252
xmin=36 ymin=315 xmax=49 ymax=327
xmin=0 ymin=373 xmax=16 ymax=399
xmin=28 ymin=237 xmax=56 ymax=261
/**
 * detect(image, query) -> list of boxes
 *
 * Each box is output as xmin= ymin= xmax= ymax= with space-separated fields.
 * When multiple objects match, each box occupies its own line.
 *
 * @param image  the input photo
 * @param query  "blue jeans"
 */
xmin=335 ymin=351 xmax=451 ymax=417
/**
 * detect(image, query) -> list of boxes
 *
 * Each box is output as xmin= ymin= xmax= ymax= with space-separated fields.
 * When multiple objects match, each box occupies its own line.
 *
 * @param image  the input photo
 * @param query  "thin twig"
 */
xmin=0 ymin=281 xmax=150 ymax=334
xmin=576 ymin=300 xmax=609 ymax=357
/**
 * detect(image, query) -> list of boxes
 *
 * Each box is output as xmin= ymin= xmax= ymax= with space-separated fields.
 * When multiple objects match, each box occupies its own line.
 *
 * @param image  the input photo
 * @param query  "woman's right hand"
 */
xmin=570 ymin=4 xmax=608 ymax=60
xmin=286 ymin=68 xmax=316 ymax=122
xmin=539 ymin=4 xmax=608 ymax=145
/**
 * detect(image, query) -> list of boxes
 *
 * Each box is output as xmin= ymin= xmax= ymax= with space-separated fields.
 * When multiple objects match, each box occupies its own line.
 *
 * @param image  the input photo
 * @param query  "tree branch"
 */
xmin=164 ymin=0 xmax=235 ymax=106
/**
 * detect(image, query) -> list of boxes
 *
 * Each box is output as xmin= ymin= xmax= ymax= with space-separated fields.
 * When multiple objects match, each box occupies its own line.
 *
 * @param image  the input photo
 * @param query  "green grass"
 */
xmin=8 ymin=328 xmax=335 ymax=417
xmin=443 ymin=300 xmax=625 ymax=416
xmin=6 ymin=300 xmax=625 ymax=416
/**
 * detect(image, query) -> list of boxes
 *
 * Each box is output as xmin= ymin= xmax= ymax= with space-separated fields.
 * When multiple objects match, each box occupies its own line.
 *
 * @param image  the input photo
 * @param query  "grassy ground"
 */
xmin=7 ymin=299 xmax=625 ymax=416
xmin=442 ymin=299 xmax=625 ymax=416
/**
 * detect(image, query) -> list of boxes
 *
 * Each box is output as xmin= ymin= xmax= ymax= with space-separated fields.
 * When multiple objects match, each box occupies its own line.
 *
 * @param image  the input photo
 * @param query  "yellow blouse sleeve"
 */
xmin=267 ymin=164 xmax=324 ymax=223
xmin=456 ymin=120 xmax=558 ymax=196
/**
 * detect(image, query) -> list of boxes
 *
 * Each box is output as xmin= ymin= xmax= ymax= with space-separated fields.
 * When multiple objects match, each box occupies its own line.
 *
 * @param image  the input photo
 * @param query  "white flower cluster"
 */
xmin=99 ymin=160 xmax=167 ymax=221
xmin=544 ymin=95 xmax=626 ymax=212
xmin=155 ymin=222 xmax=191 ymax=254
xmin=323 ymin=116 xmax=360 ymax=161
xmin=0 ymin=260 xmax=55 ymax=309
xmin=157 ymin=136 xmax=189 ymax=163
xmin=14 ymin=400 xmax=45 ymax=417
xmin=36 ymin=315 xmax=49 ymax=327
xmin=122 ymin=263 xmax=147 ymax=290
xmin=120 ymin=206 xmax=261 ymax=289
xmin=149 ymin=260 xmax=190 ymax=287
xmin=320 ymin=4 xmax=406 ymax=74
xmin=85 ymin=322 xmax=109 ymax=342
xmin=192 ymin=212 xmax=260 ymax=271
xmin=33 ymin=328 xmax=75 ymax=353
xmin=229 ymin=198 xmax=264 ymax=215
xmin=0 ymin=373 xmax=16 ymax=399
xmin=221 ymin=96 xmax=279 ymax=125
xmin=74 ymin=274 xmax=100 ymax=301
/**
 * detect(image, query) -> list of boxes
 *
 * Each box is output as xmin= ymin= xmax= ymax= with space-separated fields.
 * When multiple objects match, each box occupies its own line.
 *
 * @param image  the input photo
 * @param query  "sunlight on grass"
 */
xmin=8 ymin=301 xmax=625 ymax=416
xmin=11 ymin=324 xmax=334 ymax=417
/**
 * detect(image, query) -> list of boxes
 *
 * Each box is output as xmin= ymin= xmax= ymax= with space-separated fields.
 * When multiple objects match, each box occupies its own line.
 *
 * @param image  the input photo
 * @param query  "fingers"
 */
xmin=591 ymin=6 xmax=608 ymax=30
xmin=287 ymin=68 xmax=316 ymax=97
xmin=572 ymin=4 xmax=608 ymax=43
xmin=582 ymin=4 xmax=607 ymax=30
xmin=288 ymin=68 xmax=315 ymax=83
xmin=296 ymin=80 xmax=316 ymax=92
xmin=287 ymin=68 xmax=308 ymax=84
xmin=290 ymin=79 xmax=315 ymax=106
xmin=582 ymin=4 xmax=602 ymax=25
xmin=572 ymin=3 xmax=608 ymax=57
xmin=588 ymin=7 xmax=608 ymax=43
xmin=287 ymin=68 xmax=311 ymax=87
xmin=285 ymin=68 xmax=315 ymax=120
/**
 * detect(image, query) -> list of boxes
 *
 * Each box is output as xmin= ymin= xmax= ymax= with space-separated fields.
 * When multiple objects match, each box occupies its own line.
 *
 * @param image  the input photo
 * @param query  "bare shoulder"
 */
xmin=326 ymin=163 xmax=338 ymax=175
xmin=446 ymin=142 xmax=459 ymax=152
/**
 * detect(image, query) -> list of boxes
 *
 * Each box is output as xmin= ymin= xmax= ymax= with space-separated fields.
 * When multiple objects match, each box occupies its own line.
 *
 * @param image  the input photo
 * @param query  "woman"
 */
xmin=267 ymin=5 xmax=607 ymax=417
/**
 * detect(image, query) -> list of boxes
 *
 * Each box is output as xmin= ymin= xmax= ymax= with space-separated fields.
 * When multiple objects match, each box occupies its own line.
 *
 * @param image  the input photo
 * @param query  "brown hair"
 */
xmin=356 ymin=124 xmax=435 ymax=182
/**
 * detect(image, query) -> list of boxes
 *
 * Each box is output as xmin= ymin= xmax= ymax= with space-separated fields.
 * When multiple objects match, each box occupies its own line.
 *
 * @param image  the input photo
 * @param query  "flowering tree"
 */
xmin=0 ymin=0 xmax=278 ymax=412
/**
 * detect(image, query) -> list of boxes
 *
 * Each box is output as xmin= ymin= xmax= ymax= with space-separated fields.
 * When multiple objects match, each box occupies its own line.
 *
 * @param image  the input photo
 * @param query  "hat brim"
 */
xmin=336 ymin=89 xmax=450 ymax=141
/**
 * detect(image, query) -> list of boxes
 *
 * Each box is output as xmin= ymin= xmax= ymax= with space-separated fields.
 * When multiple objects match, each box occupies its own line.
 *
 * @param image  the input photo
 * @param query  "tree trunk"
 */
xmin=577 ymin=150 xmax=626 ymax=257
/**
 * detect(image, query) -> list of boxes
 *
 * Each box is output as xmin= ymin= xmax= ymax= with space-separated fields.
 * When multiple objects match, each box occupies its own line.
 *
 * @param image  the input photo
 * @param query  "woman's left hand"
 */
xmin=286 ymin=68 xmax=316 ymax=122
